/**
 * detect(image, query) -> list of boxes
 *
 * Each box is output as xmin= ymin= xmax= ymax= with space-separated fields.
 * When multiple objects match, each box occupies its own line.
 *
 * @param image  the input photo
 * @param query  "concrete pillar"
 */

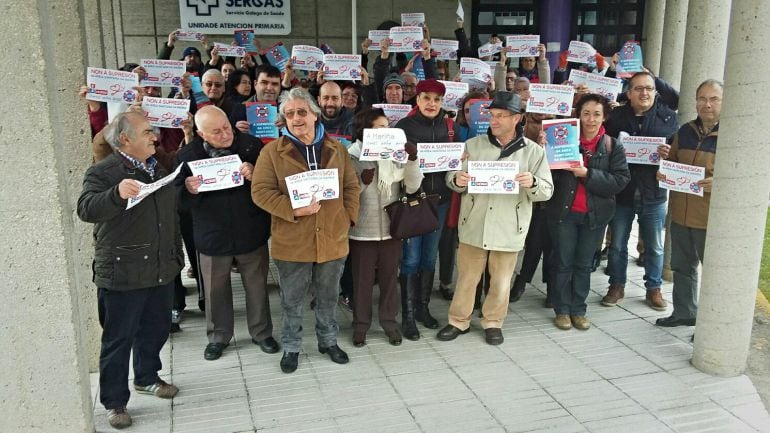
xmin=0 ymin=1 xmax=95 ymax=432
xmin=642 ymin=0 xmax=666 ymax=75
xmin=677 ymin=0 xmax=731 ymax=124
xmin=540 ymin=0 xmax=573 ymax=81
xmin=658 ymin=0 xmax=688 ymax=90
xmin=692 ymin=0 xmax=770 ymax=377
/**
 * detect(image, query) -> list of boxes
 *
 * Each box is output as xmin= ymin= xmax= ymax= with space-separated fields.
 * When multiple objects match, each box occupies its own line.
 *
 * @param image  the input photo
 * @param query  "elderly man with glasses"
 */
xmin=251 ymin=88 xmax=360 ymax=374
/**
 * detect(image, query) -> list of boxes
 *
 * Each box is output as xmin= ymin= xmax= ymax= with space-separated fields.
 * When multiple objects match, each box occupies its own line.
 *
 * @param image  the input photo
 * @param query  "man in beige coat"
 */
xmin=437 ymin=91 xmax=553 ymax=345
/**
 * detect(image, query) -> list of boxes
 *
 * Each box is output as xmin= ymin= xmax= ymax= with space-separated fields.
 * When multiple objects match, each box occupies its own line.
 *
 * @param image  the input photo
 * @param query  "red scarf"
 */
xmin=570 ymin=125 xmax=605 ymax=213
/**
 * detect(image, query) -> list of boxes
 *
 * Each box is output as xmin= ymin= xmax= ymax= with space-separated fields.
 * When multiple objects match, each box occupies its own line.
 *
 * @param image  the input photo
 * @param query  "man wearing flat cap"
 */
xmin=438 ymin=91 xmax=553 ymax=345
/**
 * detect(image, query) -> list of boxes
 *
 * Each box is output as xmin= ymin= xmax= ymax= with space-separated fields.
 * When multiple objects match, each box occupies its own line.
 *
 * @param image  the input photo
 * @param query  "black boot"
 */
xmin=400 ymin=274 xmax=420 ymax=340
xmin=509 ymin=275 xmax=526 ymax=303
xmin=416 ymin=271 xmax=440 ymax=329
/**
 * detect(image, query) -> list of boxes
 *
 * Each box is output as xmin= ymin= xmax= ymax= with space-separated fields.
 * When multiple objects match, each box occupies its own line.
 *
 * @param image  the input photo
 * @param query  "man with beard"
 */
xmin=158 ymin=31 xmax=207 ymax=77
xmin=317 ymin=81 xmax=354 ymax=137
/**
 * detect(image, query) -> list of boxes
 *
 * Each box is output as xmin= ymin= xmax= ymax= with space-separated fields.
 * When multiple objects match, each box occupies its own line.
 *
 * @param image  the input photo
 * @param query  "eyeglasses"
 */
xmin=489 ymin=113 xmax=515 ymax=120
xmin=203 ymin=82 xmax=224 ymax=88
xmin=631 ymin=86 xmax=655 ymax=93
xmin=284 ymin=109 xmax=310 ymax=119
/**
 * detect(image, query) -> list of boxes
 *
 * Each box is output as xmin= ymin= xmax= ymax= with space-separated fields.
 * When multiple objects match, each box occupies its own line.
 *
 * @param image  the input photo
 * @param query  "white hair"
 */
xmin=278 ymin=87 xmax=323 ymax=120
xmin=102 ymin=112 xmax=143 ymax=150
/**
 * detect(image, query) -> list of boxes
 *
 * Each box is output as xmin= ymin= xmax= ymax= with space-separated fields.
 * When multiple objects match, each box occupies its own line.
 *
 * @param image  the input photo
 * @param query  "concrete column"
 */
xmin=0 ymin=1 xmax=95 ymax=432
xmin=539 ymin=0 xmax=572 ymax=81
xmin=677 ymin=0 xmax=731 ymax=124
xmin=692 ymin=0 xmax=770 ymax=377
xmin=658 ymin=0 xmax=688 ymax=90
xmin=642 ymin=0 xmax=666 ymax=75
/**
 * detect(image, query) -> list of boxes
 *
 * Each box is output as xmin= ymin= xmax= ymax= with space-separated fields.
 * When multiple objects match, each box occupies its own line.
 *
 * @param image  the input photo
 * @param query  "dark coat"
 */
xmin=77 ymin=153 xmax=183 ymax=290
xmin=605 ymin=99 xmax=678 ymax=206
xmin=175 ymin=131 xmax=270 ymax=256
xmin=546 ymin=135 xmax=631 ymax=230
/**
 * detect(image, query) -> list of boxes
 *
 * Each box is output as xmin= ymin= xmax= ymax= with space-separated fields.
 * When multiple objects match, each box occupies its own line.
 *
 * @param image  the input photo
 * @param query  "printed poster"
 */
xmin=478 ymin=42 xmax=503 ymax=58
xmin=388 ymin=27 xmax=424 ymax=53
xmin=658 ymin=160 xmax=706 ymax=197
xmin=142 ymin=97 xmax=190 ymax=129
xmin=139 ymin=59 xmax=186 ymax=88
xmin=467 ymin=99 xmax=492 ymax=138
xmin=620 ymin=133 xmax=664 ymax=165
xmin=175 ymin=30 xmax=205 ymax=42
xmin=401 ymin=13 xmax=425 ymax=27
xmin=285 ymin=169 xmax=340 ymax=209
xmin=526 ymin=84 xmax=575 ymax=116
xmin=617 ymin=41 xmax=644 ymax=78
xmin=264 ymin=42 xmax=290 ymax=71
xmin=188 ymin=154 xmax=245 ymax=193
xmin=372 ymin=104 xmax=411 ymax=126
xmin=431 ymin=39 xmax=459 ymax=61
xmin=567 ymin=69 xmax=623 ymax=101
xmin=86 ymin=67 xmax=139 ymax=104
xmin=460 ymin=57 xmax=492 ymax=88
xmin=322 ymin=54 xmax=362 ymax=80
xmin=505 ymin=35 xmax=540 ymax=57
xmin=234 ymin=29 xmax=258 ymax=54
xmin=246 ymin=102 xmax=279 ymax=139
xmin=126 ymin=164 xmax=183 ymax=210
xmin=439 ymin=80 xmax=469 ymax=111
xmin=190 ymin=76 xmax=211 ymax=108
xmin=567 ymin=40 xmax=597 ymax=64
xmin=542 ymin=118 xmax=582 ymax=169
xmin=468 ymin=161 xmax=520 ymax=194
xmin=368 ymin=30 xmax=391 ymax=51
xmin=360 ymin=128 xmax=408 ymax=162
xmin=290 ymin=45 xmax=324 ymax=71
xmin=213 ymin=42 xmax=246 ymax=58
xmin=417 ymin=143 xmax=465 ymax=173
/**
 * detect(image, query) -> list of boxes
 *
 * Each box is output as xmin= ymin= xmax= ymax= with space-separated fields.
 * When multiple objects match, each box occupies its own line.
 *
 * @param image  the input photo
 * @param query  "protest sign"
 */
xmin=367 ymin=30 xmax=391 ymax=51
xmin=460 ymin=57 xmax=492 ymax=88
xmin=86 ymin=67 xmax=139 ymax=104
xmin=567 ymin=40 xmax=597 ymax=64
xmin=290 ymin=45 xmax=324 ymax=71
xmin=526 ymin=84 xmax=575 ymax=116
xmin=620 ymin=133 xmax=664 ymax=165
xmin=213 ymin=43 xmax=246 ymax=58
xmin=417 ymin=143 xmax=465 ymax=173
xmin=542 ymin=118 xmax=582 ymax=169
xmin=372 ymin=104 xmax=411 ymax=126
xmin=478 ymin=42 xmax=503 ymax=58
xmin=323 ymin=54 xmax=362 ymax=80
xmin=401 ymin=13 xmax=425 ymax=27
xmin=246 ymin=102 xmax=279 ymax=139
xmin=388 ymin=27 xmax=424 ymax=53
xmin=456 ymin=1 xmax=464 ymax=20
xmin=439 ymin=80 xmax=469 ymax=111
xmin=431 ymin=39 xmax=459 ymax=60
xmin=285 ymin=169 xmax=340 ymax=208
xmin=658 ymin=160 xmax=706 ymax=196
xmin=361 ymin=128 xmax=408 ymax=162
xmin=617 ymin=41 xmax=644 ymax=78
xmin=264 ymin=42 xmax=290 ymax=71
xmin=505 ymin=35 xmax=540 ymax=57
xmin=413 ymin=55 xmax=426 ymax=80
xmin=188 ymin=155 xmax=245 ymax=193
xmin=567 ymin=69 xmax=623 ymax=100
xmin=142 ymin=97 xmax=190 ymax=129
xmin=468 ymin=161 xmax=520 ymax=194
xmin=189 ymin=76 xmax=211 ymax=108
xmin=126 ymin=164 xmax=183 ymax=210
xmin=467 ymin=99 xmax=492 ymax=138
xmin=139 ymin=59 xmax=185 ymax=88
xmin=175 ymin=30 xmax=205 ymax=42
xmin=234 ymin=29 xmax=258 ymax=53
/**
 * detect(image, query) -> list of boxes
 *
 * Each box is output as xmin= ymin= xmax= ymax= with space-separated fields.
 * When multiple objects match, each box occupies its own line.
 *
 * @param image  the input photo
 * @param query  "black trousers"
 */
xmin=518 ymin=205 xmax=552 ymax=284
xmin=98 ymin=283 xmax=173 ymax=410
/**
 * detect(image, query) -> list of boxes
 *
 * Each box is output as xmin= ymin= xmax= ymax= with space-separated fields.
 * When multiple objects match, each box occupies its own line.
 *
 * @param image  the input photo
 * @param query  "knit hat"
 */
xmin=182 ymin=47 xmax=202 ymax=59
xmin=415 ymin=79 xmax=446 ymax=96
xmin=383 ymin=73 xmax=405 ymax=91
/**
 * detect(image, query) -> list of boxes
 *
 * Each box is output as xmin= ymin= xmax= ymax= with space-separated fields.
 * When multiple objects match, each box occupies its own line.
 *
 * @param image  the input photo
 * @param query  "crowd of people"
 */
xmin=77 ymin=18 xmax=722 ymax=430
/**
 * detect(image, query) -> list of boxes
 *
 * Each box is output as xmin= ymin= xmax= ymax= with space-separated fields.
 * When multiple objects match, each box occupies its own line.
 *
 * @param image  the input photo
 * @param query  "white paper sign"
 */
xmin=86 ymin=67 xmax=139 ymax=104
xmin=567 ymin=40 xmax=597 ymax=64
xmin=373 ymin=104 xmax=412 ymax=126
xmin=368 ymin=30 xmax=391 ymax=51
xmin=213 ymin=43 xmax=246 ymax=58
xmin=468 ymin=161 xmax=520 ymax=194
xmin=526 ymin=84 xmax=575 ymax=116
xmin=460 ymin=57 xmax=492 ymax=84
xmin=322 ymin=54 xmax=362 ymax=80
xmin=658 ymin=160 xmax=706 ymax=196
xmin=432 ymin=39 xmax=459 ymax=60
xmin=456 ymin=0 xmax=464 ymax=20
xmin=401 ymin=13 xmax=425 ymax=27
xmin=178 ymin=0 xmax=291 ymax=35
xmin=139 ymin=59 xmax=186 ymax=88
xmin=126 ymin=164 xmax=183 ymax=210
xmin=505 ymin=35 xmax=540 ymax=57
xmin=142 ymin=97 xmax=190 ymax=129
xmin=290 ymin=45 xmax=324 ymax=71
xmin=285 ymin=169 xmax=340 ymax=209
xmin=187 ymin=154 xmax=244 ymax=192
xmin=388 ymin=27 xmax=424 ymax=53
xmin=567 ymin=69 xmax=623 ymax=100
xmin=360 ymin=128 xmax=408 ymax=162
xmin=175 ymin=30 xmax=205 ymax=41
xmin=439 ymin=80 xmax=469 ymax=111
xmin=478 ymin=42 xmax=503 ymax=58
xmin=417 ymin=142 xmax=464 ymax=173
xmin=619 ymin=133 xmax=665 ymax=165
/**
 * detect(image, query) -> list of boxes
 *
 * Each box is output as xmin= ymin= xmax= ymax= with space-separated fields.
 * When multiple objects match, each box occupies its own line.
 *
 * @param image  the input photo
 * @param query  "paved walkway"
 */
xmin=91 ymin=253 xmax=770 ymax=433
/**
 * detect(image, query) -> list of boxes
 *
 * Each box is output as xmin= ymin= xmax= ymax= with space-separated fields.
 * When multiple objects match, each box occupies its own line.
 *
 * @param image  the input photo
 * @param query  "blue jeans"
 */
xmin=401 ymin=201 xmax=449 ymax=275
xmin=606 ymin=200 xmax=666 ymax=289
xmin=548 ymin=212 xmax=607 ymax=316
xmin=274 ymin=257 xmax=346 ymax=353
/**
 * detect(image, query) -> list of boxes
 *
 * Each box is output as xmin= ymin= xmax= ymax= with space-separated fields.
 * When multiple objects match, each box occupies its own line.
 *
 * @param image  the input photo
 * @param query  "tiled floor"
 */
xmin=91 ymin=241 xmax=770 ymax=432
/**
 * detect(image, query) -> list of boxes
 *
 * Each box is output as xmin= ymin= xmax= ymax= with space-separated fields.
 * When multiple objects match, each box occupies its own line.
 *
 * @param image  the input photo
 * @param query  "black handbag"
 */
xmin=384 ymin=191 xmax=440 ymax=240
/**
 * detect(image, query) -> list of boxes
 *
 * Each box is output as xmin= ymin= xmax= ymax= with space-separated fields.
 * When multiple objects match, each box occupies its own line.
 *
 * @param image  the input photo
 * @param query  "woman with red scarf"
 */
xmin=546 ymin=94 xmax=630 ymax=331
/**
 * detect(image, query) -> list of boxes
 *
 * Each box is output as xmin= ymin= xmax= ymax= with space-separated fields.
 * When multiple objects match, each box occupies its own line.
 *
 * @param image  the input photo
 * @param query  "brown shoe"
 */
xmin=384 ymin=329 xmax=402 ymax=346
xmin=600 ymin=283 xmax=624 ymax=307
xmin=108 ymin=407 xmax=132 ymax=429
xmin=134 ymin=379 xmax=178 ymax=399
xmin=353 ymin=331 xmax=366 ymax=347
xmin=570 ymin=315 xmax=591 ymax=330
xmin=646 ymin=288 xmax=668 ymax=311
xmin=554 ymin=314 xmax=572 ymax=330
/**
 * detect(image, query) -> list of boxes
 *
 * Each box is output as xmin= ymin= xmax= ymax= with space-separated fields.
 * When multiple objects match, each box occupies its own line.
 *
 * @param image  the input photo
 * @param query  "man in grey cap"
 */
xmin=382 ymin=73 xmax=405 ymax=104
xmin=438 ymin=91 xmax=553 ymax=345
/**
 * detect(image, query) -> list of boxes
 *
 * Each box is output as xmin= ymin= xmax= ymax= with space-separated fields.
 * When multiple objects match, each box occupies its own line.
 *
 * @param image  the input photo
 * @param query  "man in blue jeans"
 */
xmin=602 ymin=72 xmax=679 ymax=311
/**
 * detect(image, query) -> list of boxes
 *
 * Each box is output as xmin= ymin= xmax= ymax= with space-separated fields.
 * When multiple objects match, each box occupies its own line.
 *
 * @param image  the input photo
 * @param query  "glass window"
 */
xmin=622 ymin=10 xmax=637 ymax=25
xmin=479 ymin=11 xmax=495 ymax=25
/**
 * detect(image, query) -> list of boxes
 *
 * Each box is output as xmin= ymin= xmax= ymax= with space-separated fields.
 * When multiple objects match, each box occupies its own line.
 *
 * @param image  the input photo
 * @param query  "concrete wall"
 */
xmin=107 ymin=0 xmax=471 ymax=67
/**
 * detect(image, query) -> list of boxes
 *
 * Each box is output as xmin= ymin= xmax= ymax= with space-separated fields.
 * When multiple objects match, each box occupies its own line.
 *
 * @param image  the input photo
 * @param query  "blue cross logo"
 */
xmin=187 ymin=0 xmax=219 ymax=16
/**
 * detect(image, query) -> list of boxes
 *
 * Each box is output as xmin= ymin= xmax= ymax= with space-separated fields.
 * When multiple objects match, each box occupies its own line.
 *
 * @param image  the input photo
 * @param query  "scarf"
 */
xmin=348 ymin=139 xmax=405 ymax=200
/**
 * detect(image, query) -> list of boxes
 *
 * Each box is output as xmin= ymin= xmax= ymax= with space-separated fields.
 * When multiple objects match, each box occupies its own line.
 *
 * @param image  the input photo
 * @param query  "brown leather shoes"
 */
xmin=646 ymin=288 xmax=668 ymax=311
xmin=601 ymin=283 xmax=624 ymax=307
xmin=570 ymin=315 xmax=590 ymax=330
xmin=554 ymin=314 xmax=572 ymax=330
xmin=384 ymin=329 xmax=402 ymax=346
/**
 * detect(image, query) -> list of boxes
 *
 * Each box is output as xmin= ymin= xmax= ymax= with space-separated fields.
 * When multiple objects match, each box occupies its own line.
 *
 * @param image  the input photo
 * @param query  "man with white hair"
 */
xmin=199 ymin=69 xmax=247 ymax=132
xmin=175 ymin=106 xmax=277 ymax=361
xmin=77 ymin=111 xmax=182 ymax=429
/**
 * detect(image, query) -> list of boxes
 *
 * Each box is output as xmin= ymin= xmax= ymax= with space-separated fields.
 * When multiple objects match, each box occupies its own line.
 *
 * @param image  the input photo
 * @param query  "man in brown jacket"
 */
xmin=655 ymin=79 xmax=722 ymax=327
xmin=252 ymin=87 xmax=360 ymax=373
